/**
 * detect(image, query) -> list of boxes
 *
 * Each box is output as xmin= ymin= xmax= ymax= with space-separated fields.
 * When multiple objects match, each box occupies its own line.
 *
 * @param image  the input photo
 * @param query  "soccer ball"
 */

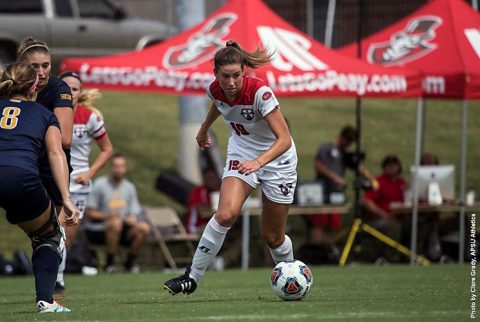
xmin=270 ymin=259 xmax=313 ymax=301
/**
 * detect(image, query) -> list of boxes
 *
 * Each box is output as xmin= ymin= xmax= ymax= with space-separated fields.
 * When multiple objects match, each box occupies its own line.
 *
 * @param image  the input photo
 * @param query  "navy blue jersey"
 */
xmin=36 ymin=76 xmax=73 ymax=173
xmin=36 ymin=76 xmax=73 ymax=112
xmin=0 ymin=99 xmax=60 ymax=175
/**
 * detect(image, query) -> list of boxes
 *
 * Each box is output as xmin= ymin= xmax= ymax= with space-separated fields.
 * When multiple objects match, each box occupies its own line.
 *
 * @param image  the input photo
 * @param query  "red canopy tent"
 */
xmin=340 ymin=0 xmax=480 ymax=99
xmin=339 ymin=0 xmax=480 ymax=262
xmin=61 ymin=0 xmax=421 ymax=98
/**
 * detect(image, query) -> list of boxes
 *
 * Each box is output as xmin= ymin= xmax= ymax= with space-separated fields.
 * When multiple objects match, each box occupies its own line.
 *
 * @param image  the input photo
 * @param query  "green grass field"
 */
xmin=0 ymin=265 xmax=471 ymax=321
xmin=1 ymin=92 xmax=479 ymax=258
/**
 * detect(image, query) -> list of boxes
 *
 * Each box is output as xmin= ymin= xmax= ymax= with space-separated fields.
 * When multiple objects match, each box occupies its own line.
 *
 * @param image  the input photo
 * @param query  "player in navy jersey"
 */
xmin=16 ymin=37 xmax=74 ymax=213
xmin=164 ymin=41 xmax=298 ymax=295
xmin=53 ymin=72 xmax=113 ymax=296
xmin=0 ymin=63 xmax=79 ymax=313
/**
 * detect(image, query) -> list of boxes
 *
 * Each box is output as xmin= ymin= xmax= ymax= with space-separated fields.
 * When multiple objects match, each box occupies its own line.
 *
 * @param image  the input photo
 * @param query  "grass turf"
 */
xmin=2 ymin=94 xmax=479 ymax=257
xmin=0 ymin=264 xmax=471 ymax=321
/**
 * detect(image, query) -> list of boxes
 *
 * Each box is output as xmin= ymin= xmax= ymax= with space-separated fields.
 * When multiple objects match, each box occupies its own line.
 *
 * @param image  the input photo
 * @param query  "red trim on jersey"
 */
xmin=209 ymin=76 xmax=265 ymax=106
xmin=73 ymin=104 xmax=93 ymax=124
xmin=94 ymin=131 xmax=107 ymax=141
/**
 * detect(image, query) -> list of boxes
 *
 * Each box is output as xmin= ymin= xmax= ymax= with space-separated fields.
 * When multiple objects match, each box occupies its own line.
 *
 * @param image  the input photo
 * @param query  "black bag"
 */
xmin=65 ymin=238 xmax=98 ymax=273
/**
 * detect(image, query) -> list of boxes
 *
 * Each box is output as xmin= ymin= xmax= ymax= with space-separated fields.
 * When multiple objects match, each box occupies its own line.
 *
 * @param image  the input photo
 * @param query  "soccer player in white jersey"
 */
xmin=54 ymin=72 xmax=113 ymax=298
xmin=164 ymin=40 xmax=297 ymax=295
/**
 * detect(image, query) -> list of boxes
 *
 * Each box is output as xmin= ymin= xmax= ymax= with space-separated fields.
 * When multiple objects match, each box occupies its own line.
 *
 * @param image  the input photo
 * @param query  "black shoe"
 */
xmin=163 ymin=266 xmax=197 ymax=295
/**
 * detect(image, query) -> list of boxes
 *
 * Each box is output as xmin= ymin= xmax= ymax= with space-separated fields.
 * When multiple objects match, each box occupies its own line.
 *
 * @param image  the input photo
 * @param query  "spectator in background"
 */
xmin=84 ymin=154 xmax=150 ymax=273
xmin=309 ymin=125 xmax=377 ymax=249
xmin=363 ymin=154 xmax=407 ymax=262
xmin=183 ymin=168 xmax=221 ymax=234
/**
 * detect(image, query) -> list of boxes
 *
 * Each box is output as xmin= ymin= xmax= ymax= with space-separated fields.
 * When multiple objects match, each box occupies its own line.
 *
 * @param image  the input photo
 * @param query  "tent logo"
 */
xmin=367 ymin=15 xmax=442 ymax=66
xmin=163 ymin=13 xmax=237 ymax=69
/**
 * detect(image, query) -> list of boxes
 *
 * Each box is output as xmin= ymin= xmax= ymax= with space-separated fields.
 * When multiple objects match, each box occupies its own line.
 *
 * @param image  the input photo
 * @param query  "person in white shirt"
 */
xmin=164 ymin=40 xmax=297 ymax=295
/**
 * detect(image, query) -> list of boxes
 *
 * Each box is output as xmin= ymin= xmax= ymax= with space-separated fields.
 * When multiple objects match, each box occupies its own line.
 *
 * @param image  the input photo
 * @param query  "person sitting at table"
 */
xmin=362 ymin=154 xmax=407 ymax=263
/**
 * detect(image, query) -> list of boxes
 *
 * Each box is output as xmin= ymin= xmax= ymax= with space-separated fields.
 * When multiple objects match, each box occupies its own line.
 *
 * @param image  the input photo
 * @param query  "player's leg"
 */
xmin=55 ymin=192 xmax=85 ymax=297
xmin=260 ymin=195 xmax=294 ymax=263
xmin=1 ymin=168 xmax=70 ymax=312
xmin=190 ymin=177 xmax=252 ymax=279
xmin=17 ymin=204 xmax=70 ymax=313
xmin=259 ymin=168 xmax=297 ymax=264
xmin=164 ymin=176 xmax=253 ymax=295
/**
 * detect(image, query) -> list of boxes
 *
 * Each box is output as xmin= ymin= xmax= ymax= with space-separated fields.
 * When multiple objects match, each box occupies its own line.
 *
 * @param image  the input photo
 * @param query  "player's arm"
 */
xmin=75 ymin=133 xmax=113 ymax=185
xmin=54 ymin=107 xmax=74 ymax=149
xmin=196 ymin=103 xmax=221 ymax=149
xmin=238 ymin=108 xmax=291 ymax=175
xmin=45 ymin=126 xmax=79 ymax=225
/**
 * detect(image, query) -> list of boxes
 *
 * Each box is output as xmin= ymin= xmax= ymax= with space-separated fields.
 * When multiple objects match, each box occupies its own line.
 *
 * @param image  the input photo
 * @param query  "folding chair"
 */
xmin=144 ymin=206 xmax=199 ymax=269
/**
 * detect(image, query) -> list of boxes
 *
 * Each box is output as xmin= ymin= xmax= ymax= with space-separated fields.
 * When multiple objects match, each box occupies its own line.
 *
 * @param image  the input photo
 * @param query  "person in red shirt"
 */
xmin=183 ymin=168 xmax=221 ymax=234
xmin=363 ymin=154 xmax=406 ymax=262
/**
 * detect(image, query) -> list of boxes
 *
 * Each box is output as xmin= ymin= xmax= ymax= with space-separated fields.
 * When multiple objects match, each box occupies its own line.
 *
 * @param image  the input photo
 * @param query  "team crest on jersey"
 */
xmin=240 ymin=108 xmax=255 ymax=121
xmin=163 ymin=13 xmax=237 ymax=69
xmin=262 ymin=91 xmax=272 ymax=101
xmin=279 ymin=182 xmax=293 ymax=196
xmin=367 ymin=16 xmax=442 ymax=66
xmin=74 ymin=127 xmax=87 ymax=139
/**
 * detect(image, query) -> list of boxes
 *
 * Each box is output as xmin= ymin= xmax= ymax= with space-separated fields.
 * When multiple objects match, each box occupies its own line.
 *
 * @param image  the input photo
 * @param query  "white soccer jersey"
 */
xmin=70 ymin=105 xmax=106 ymax=193
xmin=206 ymin=76 xmax=297 ymax=171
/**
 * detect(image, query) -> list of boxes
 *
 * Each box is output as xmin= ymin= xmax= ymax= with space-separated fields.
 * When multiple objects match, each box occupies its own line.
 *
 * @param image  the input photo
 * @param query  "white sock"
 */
xmin=269 ymin=235 xmax=294 ymax=264
xmin=56 ymin=246 xmax=67 ymax=286
xmin=189 ymin=216 xmax=230 ymax=283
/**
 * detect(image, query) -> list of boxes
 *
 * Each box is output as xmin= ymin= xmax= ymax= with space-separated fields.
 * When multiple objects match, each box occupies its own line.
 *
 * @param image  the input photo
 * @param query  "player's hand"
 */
xmin=74 ymin=172 xmax=91 ymax=185
xmin=371 ymin=179 xmax=380 ymax=191
xmin=238 ymin=159 xmax=262 ymax=175
xmin=196 ymin=130 xmax=211 ymax=150
xmin=62 ymin=199 xmax=80 ymax=226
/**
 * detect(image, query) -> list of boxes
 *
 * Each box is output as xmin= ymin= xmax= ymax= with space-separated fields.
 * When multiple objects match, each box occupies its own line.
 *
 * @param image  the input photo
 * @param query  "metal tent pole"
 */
xmin=459 ymin=99 xmax=468 ymax=263
xmin=410 ymin=98 xmax=424 ymax=265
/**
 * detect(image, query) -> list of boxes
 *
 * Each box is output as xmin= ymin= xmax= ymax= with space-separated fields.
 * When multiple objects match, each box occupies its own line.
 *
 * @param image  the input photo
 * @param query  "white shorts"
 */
xmin=71 ymin=192 xmax=89 ymax=220
xmin=222 ymin=158 xmax=297 ymax=204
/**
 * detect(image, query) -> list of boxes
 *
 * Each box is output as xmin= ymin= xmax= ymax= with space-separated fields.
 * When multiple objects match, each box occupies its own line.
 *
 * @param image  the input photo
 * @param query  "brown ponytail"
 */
xmin=0 ymin=63 xmax=38 ymax=98
xmin=213 ymin=40 xmax=273 ymax=72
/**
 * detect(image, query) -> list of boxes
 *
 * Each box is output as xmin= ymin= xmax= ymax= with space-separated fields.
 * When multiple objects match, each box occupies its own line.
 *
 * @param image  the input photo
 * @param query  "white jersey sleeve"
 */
xmin=87 ymin=111 xmax=106 ymax=139
xmin=255 ymin=86 xmax=279 ymax=117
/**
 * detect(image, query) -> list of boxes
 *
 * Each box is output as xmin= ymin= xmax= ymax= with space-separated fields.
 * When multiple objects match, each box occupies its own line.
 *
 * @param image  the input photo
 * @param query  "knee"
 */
xmin=215 ymin=209 xmax=238 ymax=227
xmin=263 ymin=232 xmax=284 ymax=249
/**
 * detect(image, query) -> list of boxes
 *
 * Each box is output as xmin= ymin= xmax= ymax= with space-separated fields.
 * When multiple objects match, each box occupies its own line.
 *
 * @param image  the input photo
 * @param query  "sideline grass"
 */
xmin=0 ymin=264 xmax=470 ymax=321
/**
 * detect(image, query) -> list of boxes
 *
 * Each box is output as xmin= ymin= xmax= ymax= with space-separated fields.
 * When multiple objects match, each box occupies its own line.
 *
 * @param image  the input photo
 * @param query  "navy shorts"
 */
xmin=0 ymin=167 xmax=51 ymax=224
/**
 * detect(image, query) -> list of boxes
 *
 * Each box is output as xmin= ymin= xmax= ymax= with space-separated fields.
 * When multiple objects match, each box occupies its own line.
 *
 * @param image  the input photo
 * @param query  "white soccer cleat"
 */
xmin=37 ymin=300 xmax=71 ymax=313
